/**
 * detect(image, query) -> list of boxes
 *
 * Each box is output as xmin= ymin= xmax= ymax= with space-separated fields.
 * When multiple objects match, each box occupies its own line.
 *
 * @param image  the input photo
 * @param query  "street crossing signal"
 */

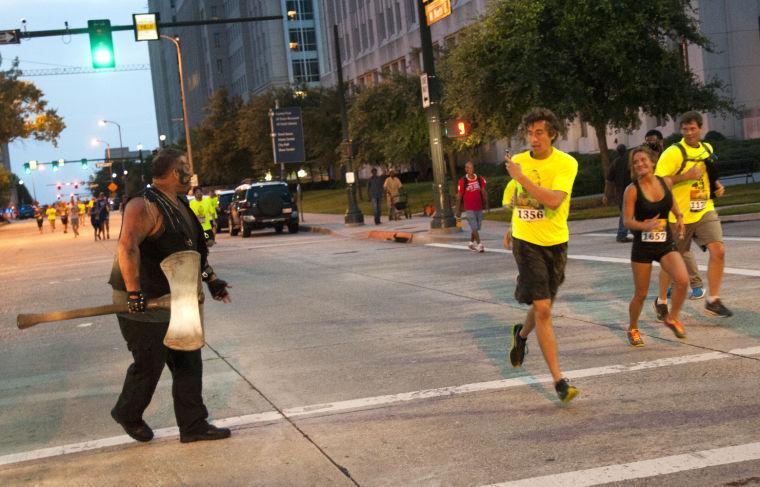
xmin=88 ymin=19 xmax=115 ymax=69
xmin=23 ymin=162 xmax=31 ymax=174
xmin=81 ymin=158 xmax=88 ymax=168
xmin=444 ymin=118 xmax=471 ymax=138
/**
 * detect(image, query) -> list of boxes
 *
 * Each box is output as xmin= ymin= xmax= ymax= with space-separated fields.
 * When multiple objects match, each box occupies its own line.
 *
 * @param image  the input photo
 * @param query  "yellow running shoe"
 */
xmin=627 ymin=329 xmax=644 ymax=347
xmin=665 ymin=319 xmax=686 ymax=339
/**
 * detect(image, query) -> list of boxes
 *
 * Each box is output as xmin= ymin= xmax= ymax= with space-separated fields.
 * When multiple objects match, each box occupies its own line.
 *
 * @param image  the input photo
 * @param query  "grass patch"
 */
xmin=717 ymin=203 xmax=760 ymax=217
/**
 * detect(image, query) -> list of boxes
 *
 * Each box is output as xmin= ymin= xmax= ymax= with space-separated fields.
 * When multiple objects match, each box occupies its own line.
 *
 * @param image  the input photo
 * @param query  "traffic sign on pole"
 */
xmin=0 ymin=29 xmax=20 ymax=44
xmin=133 ymin=13 xmax=159 ymax=41
xmin=424 ymin=0 xmax=451 ymax=26
xmin=272 ymin=107 xmax=305 ymax=164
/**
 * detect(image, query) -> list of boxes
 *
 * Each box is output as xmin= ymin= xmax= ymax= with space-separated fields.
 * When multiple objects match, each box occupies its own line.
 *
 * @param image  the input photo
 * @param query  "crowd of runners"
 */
xmin=31 ymin=191 xmax=113 ymax=240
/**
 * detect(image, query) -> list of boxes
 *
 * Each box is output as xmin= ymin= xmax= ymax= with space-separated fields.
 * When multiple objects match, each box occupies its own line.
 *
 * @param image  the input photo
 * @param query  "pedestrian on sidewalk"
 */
xmin=654 ymin=111 xmax=732 ymax=318
xmin=368 ymin=168 xmax=385 ymax=224
xmin=604 ymin=144 xmax=632 ymax=242
xmin=383 ymin=169 xmax=402 ymax=221
xmin=623 ymin=145 xmax=688 ymax=346
xmin=456 ymin=161 xmax=489 ymax=252
xmin=502 ymin=108 xmax=579 ymax=403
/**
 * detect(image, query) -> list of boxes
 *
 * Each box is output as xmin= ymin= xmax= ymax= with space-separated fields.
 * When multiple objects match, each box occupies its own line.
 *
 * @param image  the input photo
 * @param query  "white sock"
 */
xmin=657 ymin=297 xmax=668 ymax=305
xmin=708 ymin=296 xmax=719 ymax=303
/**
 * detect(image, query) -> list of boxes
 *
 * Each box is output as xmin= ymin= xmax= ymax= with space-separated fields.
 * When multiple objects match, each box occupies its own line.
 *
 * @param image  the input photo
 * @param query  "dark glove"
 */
xmin=206 ymin=278 xmax=229 ymax=300
xmin=127 ymin=290 xmax=146 ymax=313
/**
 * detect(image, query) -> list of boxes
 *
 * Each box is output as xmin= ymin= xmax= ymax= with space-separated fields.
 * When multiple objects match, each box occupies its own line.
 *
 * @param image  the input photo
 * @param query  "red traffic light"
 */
xmin=56 ymin=183 xmax=62 ymax=190
xmin=445 ymin=118 xmax=471 ymax=138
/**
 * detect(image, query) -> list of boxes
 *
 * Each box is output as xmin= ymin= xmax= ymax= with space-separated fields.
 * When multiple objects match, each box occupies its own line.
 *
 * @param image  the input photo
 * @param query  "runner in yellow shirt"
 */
xmin=205 ymin=190 xmax=219 ymax=232
xmin=654 ymin=111 xmax=731 ymax=318
xmin=78 ymin=200 xmax=87 ymax=227
xmin=502 ymin=108 xmax=579 ymax=403
xmin=190 ymin=187 xmax=215 ymax=247
xmin=45 ymin=204 xmax=57 ymax=232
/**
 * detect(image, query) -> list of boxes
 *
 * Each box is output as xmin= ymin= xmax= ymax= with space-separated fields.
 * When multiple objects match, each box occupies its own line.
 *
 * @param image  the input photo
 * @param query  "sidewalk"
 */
xmin=300 ymin=209 xmax=760 ymax=245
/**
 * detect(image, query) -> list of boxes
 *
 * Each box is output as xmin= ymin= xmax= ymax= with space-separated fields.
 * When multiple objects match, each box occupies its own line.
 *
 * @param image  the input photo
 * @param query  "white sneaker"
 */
xmin=477 ymin=243 xmax=485 ymax=253
xmin=468 ymin=241 xmax=478 ymax=251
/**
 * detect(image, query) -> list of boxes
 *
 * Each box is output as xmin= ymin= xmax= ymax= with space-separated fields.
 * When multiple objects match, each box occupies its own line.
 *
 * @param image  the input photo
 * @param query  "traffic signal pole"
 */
xmin=416 ymin=1 xmax=457 ymax=231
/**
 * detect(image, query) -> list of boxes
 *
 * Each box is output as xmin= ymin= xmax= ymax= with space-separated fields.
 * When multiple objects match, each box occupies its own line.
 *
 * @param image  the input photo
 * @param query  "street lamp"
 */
xmin=160 ymin=35 xmax=194 ymax=180
xmin=159 ymin=134 xmax=167 ymax=147
xmin=98 ymin=119 xmax=124 ymax=156
xmin=92 ymin=138 xmax=113 ymax=179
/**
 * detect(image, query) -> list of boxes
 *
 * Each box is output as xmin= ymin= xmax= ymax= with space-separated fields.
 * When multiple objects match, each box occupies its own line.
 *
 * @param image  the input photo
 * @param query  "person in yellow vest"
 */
xmin=78 ymin=200 xmax=87 ymax=227
xmin=190 ymin=187 xmax=215 ymax=247
xmin=45 ymin=204 xmax=58 ymax=232
xmin=502 ymin=108 xmax=579 ymax=404
xmin=205 ymin=190 xmax=219 ymax=232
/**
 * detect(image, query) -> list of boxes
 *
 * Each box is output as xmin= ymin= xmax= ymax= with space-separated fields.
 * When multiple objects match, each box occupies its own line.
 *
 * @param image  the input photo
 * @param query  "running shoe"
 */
xmin=665 ymin=318 xmax=686 ymax=339
xmin=468 ymin=241 xmax=478 ymax=252
xmin=653 ymin=298 xmax=668 ymax=323
xmin=690 ymin=287 xmax=706 ymax=300
xmin=509 ymin=324 xmax=528 ymax=367
xmin=554 ymin=378 xmax=578 ymax=403
xmin=477 ymin=243 xmax=485 ymax=253
xmin=627 ymin=329 xmax=644 ymax=347
xmin=705 ymin=298 xmax=733 ymax=318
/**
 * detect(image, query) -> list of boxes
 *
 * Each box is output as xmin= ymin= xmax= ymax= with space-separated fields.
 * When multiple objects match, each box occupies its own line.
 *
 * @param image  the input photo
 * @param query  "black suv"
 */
xmin=228 ymin=181 xmax=299 ymax=237
xmin=214 ymin=189 xmax=235 ymax=232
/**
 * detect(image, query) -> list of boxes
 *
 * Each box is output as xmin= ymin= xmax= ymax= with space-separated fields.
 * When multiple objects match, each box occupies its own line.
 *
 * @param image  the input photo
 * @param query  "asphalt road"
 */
xmin=1 ymin=214 xmax=759 ymax=486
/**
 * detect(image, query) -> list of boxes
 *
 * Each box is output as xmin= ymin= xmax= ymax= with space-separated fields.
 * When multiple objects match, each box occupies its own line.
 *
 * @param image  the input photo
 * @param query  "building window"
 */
xmin=395 ymin=2 xmax=402 ymax=31
xmin=292 ymin=59 xmax=320 ymax=83
xmin=211 ymin=6 xmax=218 ymax=17
xmin=289 ymin=27 xmax=317 ymax=51
xmin=406 ymin=0 xmax=417 ymax=25
xmin=213 ymin=32 xmax=221 ymax=48
xmin=286 ymin=0 xmax=315 ymax=20
xmin=216 ymin=59 xmax=223 ymax=74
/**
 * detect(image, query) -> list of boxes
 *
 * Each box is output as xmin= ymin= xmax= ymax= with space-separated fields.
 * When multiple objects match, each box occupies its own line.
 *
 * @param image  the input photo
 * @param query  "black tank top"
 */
xmin=632 ymin=176 xmax=673 ymax=246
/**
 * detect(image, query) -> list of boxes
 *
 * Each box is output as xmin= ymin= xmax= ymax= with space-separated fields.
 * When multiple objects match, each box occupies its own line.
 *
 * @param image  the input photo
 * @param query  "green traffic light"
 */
xmin=88 ymin=19 xmax=115 ymax=69
xmin=81 ymin=158 xmax=88 ymax=168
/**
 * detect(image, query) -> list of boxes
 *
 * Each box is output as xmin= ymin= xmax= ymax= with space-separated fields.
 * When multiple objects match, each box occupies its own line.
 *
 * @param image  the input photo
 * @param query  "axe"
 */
xmin=16 ymin=250 xmax=205 ymax=352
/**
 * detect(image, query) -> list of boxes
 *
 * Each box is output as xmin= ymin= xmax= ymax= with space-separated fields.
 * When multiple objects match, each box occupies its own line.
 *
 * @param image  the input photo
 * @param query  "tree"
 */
xmin=194 ymin=89 xmax=251 ymax=185
xmin=0 ymin=59 xmax=65 ymax=146
xmin=441 ymin=0 xmax=735 ymax=175
xmin=348 ymin=75 xmax=429 ymax=173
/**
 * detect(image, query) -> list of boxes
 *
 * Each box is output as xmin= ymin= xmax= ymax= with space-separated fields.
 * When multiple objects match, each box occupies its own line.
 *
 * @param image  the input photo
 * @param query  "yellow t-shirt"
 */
xmin=655 ymin=138 xmax=714 ymax=224
xmin=46 ymin=207 xmax=57 ymax=220
xmin=78 ymin=203 xmax=86 ymax=215
xmin=189 ymin=199 xmax=212 ymax=231
xmin=205 ymin=197 xmax=218 ymax=220
xmin=502 ymin=148 xmax=578 ymax=247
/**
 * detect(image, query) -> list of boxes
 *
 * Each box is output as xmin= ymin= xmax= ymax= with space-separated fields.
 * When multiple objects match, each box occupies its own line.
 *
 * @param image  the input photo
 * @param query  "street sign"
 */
xmin=133 ymin=13 xmax=159 ymax=41
xmin=107 ymin=182 xmax=118 ymax=192
xmin=424 ymin=0 xmax=451 ymax=26
xmin=420 ymin=73 xmax=431 ymax=108
xmin=272 ymin=107 xmax=305 ymax=164
xmin=0 ymin=29 xmax=21 ymax=44
xmin=95 ymin=162 xmax=112 ymax=168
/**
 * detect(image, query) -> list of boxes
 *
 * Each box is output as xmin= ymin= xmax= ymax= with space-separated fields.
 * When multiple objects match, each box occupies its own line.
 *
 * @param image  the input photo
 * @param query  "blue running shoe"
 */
xmin=690 ymin=287 xmax=705 ymax=300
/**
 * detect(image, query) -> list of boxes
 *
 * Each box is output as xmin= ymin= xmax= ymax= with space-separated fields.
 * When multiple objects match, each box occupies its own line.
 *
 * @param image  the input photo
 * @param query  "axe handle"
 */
xmin=17 ymin=297 xmax=170 ymax=330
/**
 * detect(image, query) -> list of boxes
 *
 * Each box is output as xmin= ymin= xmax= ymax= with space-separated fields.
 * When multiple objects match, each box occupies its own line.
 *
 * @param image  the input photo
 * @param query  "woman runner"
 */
xmin=623 ymin=145 xmax=689 ymax=346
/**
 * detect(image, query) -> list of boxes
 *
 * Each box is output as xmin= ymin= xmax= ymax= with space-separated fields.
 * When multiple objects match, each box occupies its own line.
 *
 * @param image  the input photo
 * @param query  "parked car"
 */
xmin=17 ymin=205 xmax=35 ymax=219
xmin=228 ymin=181 xmax=299 ymax=237
xmin=214 ymin=189 xmax=235 ymax=232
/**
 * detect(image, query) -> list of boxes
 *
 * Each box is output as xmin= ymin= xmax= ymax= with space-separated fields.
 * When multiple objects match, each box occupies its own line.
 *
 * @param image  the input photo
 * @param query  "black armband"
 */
xmin=127 ymin=290 xmax=146 ymax=313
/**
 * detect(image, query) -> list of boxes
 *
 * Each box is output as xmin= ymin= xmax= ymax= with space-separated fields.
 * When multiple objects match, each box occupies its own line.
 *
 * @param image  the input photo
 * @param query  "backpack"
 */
xmin=673 ymin=141 xmax=719 ymax=198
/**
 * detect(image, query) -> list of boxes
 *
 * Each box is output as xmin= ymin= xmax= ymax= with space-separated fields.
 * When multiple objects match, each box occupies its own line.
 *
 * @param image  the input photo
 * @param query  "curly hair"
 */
xmin=522 ymin=108 xmax=562 ymax=141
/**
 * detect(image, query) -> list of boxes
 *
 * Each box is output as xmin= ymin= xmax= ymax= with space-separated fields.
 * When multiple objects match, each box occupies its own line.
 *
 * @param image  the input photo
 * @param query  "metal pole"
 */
xmin=416 ymin=1 xmax=457 ymax=231
xmin=160 ymin=35 xmax=194 ymax=179
xmin=269 ymin=100 xmax=281 ymax=179
xmin=333 ymin=24 xmax=364 ymax=226
xmin=31 ymin=170 xmax=37 ymax=202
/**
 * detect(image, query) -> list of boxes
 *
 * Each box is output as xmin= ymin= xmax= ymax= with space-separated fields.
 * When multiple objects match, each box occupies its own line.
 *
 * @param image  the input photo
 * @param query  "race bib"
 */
xmin=689 ymin=199 xmax=707 ymax=212
xmin=642 ymin=219 xmax=667 ymax=242
xmin=516 ymin=208 xmax=545 ymax=221
xmin=689 ymin=174 xmax=708 ymax=212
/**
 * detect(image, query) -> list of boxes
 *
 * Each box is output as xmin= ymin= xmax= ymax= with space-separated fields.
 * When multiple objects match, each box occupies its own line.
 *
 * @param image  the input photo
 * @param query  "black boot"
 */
xmin=111 ymin=409 xmax=154 ymax=442
xmin=180 ymin=422 xmax=231 ymax=443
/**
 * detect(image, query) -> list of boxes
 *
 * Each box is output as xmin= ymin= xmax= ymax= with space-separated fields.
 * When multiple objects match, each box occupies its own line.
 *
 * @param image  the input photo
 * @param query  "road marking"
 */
xmin=76 ymin=322 xmax=93 ymax=328
xmin=485 ymin=441 xmax=760 ymax=486
xmin=211 ymin=237 xmax=348 ymax=253
xmin=579 ymin=232 xmax=760 ymax=243
xmin=2 ymin=346 xmax=759 ymax=468
xmin=425 ymin=243 xmax=760 ymax=277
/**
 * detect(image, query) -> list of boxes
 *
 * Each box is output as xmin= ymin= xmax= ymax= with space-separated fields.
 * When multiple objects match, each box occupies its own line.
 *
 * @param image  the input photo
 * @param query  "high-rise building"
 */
xmin=147 ymin=0 xmax=325 ymax=145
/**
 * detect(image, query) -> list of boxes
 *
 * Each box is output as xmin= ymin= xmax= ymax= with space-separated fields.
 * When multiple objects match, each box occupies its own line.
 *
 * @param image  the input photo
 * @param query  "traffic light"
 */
xmin=23 ymin=163 xmax=31 ymax=174
xmin=81 ymin=158 xmax=88 ymax=168
xmin=74 ymin=182 xmax=79 ymax=189
xmin=52 ymin=160 xmax=59 ymax=171
xmin=56 ymin=183 xmax=62 ymax=191
xmin=88 ymin=19 xmax=115 ymax=69
xmin=444 ymin=118 xmax=471 ymax=138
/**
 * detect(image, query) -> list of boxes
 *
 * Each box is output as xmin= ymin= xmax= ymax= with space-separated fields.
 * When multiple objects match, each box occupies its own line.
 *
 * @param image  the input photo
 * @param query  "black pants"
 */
xmin=112 ymin=316 xmax=208 ymax=434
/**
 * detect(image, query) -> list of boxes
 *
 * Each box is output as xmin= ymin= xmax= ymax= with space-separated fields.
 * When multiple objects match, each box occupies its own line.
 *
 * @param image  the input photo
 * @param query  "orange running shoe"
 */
xmin=627 ymin=329 xmax=644 ymax=347
xmin=665 ymin=318 xmax=686 ymax=339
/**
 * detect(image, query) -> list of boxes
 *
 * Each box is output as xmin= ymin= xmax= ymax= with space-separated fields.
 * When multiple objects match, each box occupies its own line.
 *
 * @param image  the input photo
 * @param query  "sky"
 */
xmin=1 ymin=0 xmax=159 ymax=204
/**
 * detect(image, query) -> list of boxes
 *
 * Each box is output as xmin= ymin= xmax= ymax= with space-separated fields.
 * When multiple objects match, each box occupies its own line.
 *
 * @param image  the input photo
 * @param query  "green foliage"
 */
xmin=0 ymin=59 xmax=65 ymax=146
xmin=194 ymin=90 xmax=251 ymax=185
xmin=348 ymin=75 xmax=428 ymax=169
xmin=440 ymin=0 xmax=736 ymax=176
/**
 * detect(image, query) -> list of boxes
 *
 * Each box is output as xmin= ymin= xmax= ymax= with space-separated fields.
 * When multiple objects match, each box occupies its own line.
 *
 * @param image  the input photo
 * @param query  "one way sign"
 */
xmin=0 ymin=30 xmax=21 ymax=45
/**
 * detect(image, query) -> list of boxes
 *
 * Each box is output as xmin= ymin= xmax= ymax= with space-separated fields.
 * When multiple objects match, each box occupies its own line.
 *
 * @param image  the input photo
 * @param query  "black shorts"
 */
xmin=631 ymin=241 xmax=677 ymax=264
xmin=36 ymin=218 xmax=43 ymax=228
xmin=512 ymin=237 xmax=567 ymax=305
xmin=60 ymin=215 xmax=68 ymax=224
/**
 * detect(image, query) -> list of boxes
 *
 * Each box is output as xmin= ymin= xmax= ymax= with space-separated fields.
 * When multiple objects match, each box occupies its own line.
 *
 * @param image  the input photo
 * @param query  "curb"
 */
xmin=367 ymin=230 xmax=414 ymax=243
xmin=299 ymin=224 xmax=335 ymax=236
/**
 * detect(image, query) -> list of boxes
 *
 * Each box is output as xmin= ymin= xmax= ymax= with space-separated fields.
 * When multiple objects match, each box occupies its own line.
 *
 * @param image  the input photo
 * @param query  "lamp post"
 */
xmin=98 ymin=119 xmax=123 ymax=156
xmin=160 ymin=34 xmax=194 ymax=180
xmin=136 ymin=143 xmax=145 ymax=187
xmin=159 ymin=134 xmax=167 ymax=147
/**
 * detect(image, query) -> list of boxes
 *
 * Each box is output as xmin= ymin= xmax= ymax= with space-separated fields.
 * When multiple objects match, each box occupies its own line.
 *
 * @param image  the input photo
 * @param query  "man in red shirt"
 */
xmin=456 ymin=161 xmax=489 ymax=252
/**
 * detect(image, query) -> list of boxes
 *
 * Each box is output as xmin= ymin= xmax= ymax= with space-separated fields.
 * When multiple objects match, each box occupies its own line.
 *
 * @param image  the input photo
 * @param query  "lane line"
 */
xmin=211 ymin=237 xmax=345 ymax=253
xmin=425 ymin=243 xmax=760 ymax=277
xmin=579 ymin=232 xmax=760 ymax=242
xmin=485 ymin=441 xmax=760 ymax=486
xmin=2 ymin=345 xmax=759 ymax=468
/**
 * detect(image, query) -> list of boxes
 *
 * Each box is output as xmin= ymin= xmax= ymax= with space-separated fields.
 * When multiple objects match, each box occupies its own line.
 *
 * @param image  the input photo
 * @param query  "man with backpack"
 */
xmin=654 ymin=111 xmax=731 ymax=318
xmin=456 ymin=161 xmax=489 ymax=252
